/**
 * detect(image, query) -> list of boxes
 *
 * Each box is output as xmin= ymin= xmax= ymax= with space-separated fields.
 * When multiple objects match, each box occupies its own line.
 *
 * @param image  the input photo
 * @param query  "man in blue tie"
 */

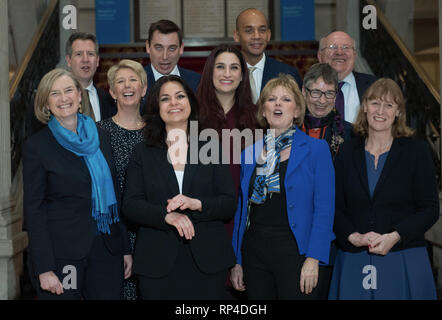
xmin=317 ymin=31 xmax=377 ymax=123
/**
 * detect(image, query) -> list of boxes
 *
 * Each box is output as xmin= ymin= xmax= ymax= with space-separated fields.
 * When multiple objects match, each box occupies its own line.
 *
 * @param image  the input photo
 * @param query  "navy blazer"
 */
xmin=144 ymin=64 xmax=200 ymax=95
xmin=262 ymin=56 xmax=303 ymax=90
xmin=123 ymin=142 xmax=237 ymax=278
xmin=232 ymin=128 xmax=335 ymax=265
xmin=353 ymin=71 xmax=378 ymax=100
xmin=334 ymin=136 xmax=439 ymax=253
xmin=23 ymin=126 xmax=129 ymax=276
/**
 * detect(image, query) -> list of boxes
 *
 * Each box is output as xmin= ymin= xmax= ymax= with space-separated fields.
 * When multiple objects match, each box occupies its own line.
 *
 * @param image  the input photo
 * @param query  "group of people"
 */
xmin=22 ymin=8 xmax=439 ymax=301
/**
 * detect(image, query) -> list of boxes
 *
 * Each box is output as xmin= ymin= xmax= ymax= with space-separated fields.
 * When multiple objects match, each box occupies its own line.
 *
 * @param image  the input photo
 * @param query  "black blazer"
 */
xmin=334 ymin=135 xmax=439 ymax=253
xmin=354 ymin=71 xmax=378 ymax=100
xmin=123 ymin=142 xmax=237 ymax=278
xmin=23 ymin=126 xmax=129 ymax=276
xmin=25 ymin=86 xmax=117 ymax=138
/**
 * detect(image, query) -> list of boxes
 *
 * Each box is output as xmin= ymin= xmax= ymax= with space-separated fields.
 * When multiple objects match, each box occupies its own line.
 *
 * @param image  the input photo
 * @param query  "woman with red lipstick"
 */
xmin=301 ymin=63 xmax=352 ymax=160
xmin=231 ymin=74 xmax=335 ymax=299
xmin=329 ymin=78 xmax=438 ymax=299
xmin=97 ymin=59 xmax=147 ymax=300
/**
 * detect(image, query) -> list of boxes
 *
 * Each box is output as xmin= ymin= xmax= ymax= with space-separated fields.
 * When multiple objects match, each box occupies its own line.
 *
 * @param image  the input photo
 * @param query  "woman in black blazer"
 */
xmin=329 ymin=78 xmax=439 ymax=299
xmin=123 ymin=75 xmax=237 ymax=300
xmin=23 ymin=69 xmax=131 ymax=300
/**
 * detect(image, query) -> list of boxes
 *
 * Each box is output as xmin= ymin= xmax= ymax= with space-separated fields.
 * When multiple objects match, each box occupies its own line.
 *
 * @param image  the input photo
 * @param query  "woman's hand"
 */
xmin=165 ymin=212 xmax=195 ymax=240
xmin=300 ymin=257 xmax=319 ymax=294
xmin=230 ymin=264 xmax=246 ymax=291
xmin=167 ymin=195 xmax=202 ymax=213
xmin=368 ymin=231 xmax=401 ymax=255
xmin=39 ymin=271 xmax=64 ymax=295
xmin=123 ymin=255 xmax=133 ymax=279
xmin=348 ymin=231 xmax=381 ymax=247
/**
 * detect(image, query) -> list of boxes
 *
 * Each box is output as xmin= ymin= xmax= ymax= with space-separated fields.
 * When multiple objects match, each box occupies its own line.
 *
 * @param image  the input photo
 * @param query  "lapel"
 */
xmin=286 ymin=128 xmax=309 ymax=176
xmin=372 ymin=138 xmax=403 ymax=199
xmin=47 ymin=129 xmax=91 ymax=180
xmin=352 ymin=136 xmax=371 ymax=197
xmin=240 ymin=139 xmax=263 ymax=198
xmin=151 ymin=146 xmax=181 ymax=196
xmin=261 ymin=57 xmax=272 ymax=93
xmin=182 ymin=148 xmax=198 ymax=196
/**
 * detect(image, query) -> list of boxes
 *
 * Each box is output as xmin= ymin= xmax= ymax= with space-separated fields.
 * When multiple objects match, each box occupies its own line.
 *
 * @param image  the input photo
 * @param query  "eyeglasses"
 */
xmin=321 ymin=44 xmax=355 ymax=53
xmin=305 ymin=88 xmax=337 ymax=99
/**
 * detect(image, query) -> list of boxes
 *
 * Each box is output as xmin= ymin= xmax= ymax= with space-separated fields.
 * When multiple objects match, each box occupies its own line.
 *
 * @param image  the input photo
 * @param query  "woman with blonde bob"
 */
xmin=97 ymin=59 xmax=147 ymax=300
xmin=231 ymin=74 xmax=335 ymax=299
xmin=329 ymin=78 xmax=439 ymax=299
xmin=24 ymin=68 xmax=130 ymax=300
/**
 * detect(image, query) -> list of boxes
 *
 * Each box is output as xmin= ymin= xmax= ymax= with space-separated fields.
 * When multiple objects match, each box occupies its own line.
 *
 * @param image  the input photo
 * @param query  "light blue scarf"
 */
xmin=48 ymin=113 xmax=119 ymax=234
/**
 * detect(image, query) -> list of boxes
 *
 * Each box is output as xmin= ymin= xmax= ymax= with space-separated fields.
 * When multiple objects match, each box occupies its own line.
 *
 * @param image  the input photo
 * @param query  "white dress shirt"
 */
xmin=341 ymin=72 xmax=361 ymax=123
xmin=85 ymin=82 xmax=101 ymax=121
xmin=247 ymin=54 xmax=266 ymax=96
xmin=151 ymin=65 xmax=181 ymax=81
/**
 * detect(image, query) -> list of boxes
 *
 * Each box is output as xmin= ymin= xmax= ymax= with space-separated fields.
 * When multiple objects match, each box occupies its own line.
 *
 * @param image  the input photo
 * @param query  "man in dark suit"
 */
xmin=317 ymin=31 xmax=377 ymax=123
xmin=144 ymin=19 xmax=200 ymax=97
xmin=233 ymin=8 xmax=302 ymax=103
xmin=25 ymin=32 xmax=117 ymax=137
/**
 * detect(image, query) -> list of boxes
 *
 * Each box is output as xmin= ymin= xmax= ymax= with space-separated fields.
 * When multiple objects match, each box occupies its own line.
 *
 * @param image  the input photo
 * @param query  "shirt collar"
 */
xmin=341 ymin=72 xmax=356 ymax=87
xmin=151 ymin=64 xmax=181 ymax=81
xmin=247 ymin=53 xmax=266 ymax=71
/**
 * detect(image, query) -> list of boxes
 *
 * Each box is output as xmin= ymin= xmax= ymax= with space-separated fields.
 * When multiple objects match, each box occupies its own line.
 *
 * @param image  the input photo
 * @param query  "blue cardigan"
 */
xmin=232 ymin=128 xmax=336 ymax=265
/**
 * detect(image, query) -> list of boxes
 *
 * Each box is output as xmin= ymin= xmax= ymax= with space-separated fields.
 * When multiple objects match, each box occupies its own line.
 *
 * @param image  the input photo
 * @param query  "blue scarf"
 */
xmin=48 ymin=113 xmax=119 ymax=234
xmin=250 ymin=126 xmax=295 ymax=204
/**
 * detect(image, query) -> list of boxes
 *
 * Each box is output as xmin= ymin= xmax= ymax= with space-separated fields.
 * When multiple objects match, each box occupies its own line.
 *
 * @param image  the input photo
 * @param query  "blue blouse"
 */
xmin=365 ymin=151 xmax=389 ymax=197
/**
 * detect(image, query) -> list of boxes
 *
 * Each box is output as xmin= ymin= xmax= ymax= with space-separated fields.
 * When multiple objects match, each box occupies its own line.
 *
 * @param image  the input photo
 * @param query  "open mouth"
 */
xmin=273 ymin=110 xmax=283 ymax=116
xmin=123 ymin=92 xmax=134 ymax=97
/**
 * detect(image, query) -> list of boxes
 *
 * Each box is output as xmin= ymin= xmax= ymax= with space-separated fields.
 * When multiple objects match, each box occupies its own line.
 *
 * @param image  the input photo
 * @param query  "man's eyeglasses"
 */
xmin=321 ymin=44 xmax=355 ymax=53
xmin=305 ymin=88 xmax=337 ymax=99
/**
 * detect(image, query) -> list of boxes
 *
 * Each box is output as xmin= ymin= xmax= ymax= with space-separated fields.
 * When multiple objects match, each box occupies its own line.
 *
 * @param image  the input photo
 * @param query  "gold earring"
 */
xmin=44 ymin=107 xmax=51 ymax=120
xmin=78 ymin=102 xmax=83 ymax=114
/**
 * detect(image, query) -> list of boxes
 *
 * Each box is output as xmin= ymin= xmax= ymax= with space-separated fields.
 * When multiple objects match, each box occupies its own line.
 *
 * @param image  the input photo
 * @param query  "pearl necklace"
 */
xmin=112 ymin=116 xmax=145 ymax=130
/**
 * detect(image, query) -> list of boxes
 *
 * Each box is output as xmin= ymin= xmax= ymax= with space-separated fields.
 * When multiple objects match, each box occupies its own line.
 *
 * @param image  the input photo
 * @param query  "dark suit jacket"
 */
xmin=262 ymin=56 xmax=303 ymax=90
xmin=144 ymin=64 xmax=201 ymax=95
xmin=334 ymin=135 xmax=439 ymax=253
xmin=25 ymin=85 xmax=117 ymax=138
xmin=353 ymin=71 xmax=378 ymax=100
xmin=123 ymin=142 xmax=237 ymax=278
xmin=23 ymin=126 xmax=129 ymax=276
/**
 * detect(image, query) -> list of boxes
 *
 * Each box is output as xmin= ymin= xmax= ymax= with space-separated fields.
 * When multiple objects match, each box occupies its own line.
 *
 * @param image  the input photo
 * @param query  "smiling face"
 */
xmin=303 ymin=77 xmax=336 ymax=118
xmin=262 ymin=85 xmax=300 ymax=135
xmin=212 ymin=51 xmax=243 ymax=96
xmin=146 ymin=31 xmax=184 ymax=75
xmin=109 ymin=68 xmax=147 ymax=109
xmin=233 ymin=9 xmax=271 ymax=65
xmin=159 ymin=81 xmax=191 ymax=130
xmin=364 ymin=95 xmax=400 ymax=135
xmin=66 ymin=39 xmax=99 ymax=87
xmin=46 ymin=75 xmax=81 ymax=123
xmin=317 ymin=32 xmax=356 ymax=81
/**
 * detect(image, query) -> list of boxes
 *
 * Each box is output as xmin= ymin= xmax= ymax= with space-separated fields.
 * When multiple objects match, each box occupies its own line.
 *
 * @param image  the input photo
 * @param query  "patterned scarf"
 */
xmin=250 ymin=126 xmax=295 ymax=204
xmin=48 ymin=113 xmax=119 ymax=234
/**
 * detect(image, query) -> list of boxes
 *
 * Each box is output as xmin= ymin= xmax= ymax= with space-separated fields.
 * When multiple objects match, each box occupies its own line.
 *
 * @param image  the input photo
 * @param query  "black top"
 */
xmin=248 ymin=159 xmax=290 ymax=229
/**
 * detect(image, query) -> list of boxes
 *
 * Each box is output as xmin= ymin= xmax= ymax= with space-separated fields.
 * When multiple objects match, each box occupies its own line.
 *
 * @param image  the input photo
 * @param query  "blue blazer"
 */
xmin=144 ymin=64 xmax=201 ymax=95
xmin=232 ymin=128 xmax=335 ymax=265
xmin=262 ymin=56 xmax=303 ymax=90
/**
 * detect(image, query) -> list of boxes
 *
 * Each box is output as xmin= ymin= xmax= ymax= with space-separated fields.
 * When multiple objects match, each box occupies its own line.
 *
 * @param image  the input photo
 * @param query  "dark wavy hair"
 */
xmin=143 ymin=75 xmax=200 ymax=148
xmin=196 ymin=44 xmax=257 ymax=134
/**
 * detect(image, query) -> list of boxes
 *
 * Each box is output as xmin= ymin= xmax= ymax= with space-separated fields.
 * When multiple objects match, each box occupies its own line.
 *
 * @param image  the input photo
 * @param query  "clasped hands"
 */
xmin=165 ymin=194 xmax=202 ymax=240
xmin=348 ymin=231 xmax=401 ymax=255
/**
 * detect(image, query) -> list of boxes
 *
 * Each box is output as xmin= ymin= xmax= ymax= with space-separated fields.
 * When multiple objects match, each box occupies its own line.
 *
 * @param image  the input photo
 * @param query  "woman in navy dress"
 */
xmin=329 ymin=78 xmax=438 ymax=299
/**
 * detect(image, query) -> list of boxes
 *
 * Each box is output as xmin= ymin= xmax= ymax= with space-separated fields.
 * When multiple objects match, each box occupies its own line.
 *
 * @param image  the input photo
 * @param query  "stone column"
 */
xmin=0 ymin=0 xmax=28 ymax=300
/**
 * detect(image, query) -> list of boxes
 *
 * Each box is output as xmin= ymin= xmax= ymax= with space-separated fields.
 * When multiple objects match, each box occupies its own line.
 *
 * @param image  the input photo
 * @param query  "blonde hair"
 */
xmin=256 ymin=74 xmax=306 ymax=128
xmin=353 ymin=78 xmax=414 ymax=138
xmin=107 ymin=59 xmax=148 ymax=91
xmin=34 ymin=68 xmax=91 ymax=124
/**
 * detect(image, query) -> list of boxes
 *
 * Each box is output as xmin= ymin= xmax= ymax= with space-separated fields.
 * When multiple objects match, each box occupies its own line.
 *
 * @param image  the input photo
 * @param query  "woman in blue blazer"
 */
xmin=23 ymin=69 xmax=130 ymax=300
xmin=230 ymin=74 xmax=335 ymax=299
